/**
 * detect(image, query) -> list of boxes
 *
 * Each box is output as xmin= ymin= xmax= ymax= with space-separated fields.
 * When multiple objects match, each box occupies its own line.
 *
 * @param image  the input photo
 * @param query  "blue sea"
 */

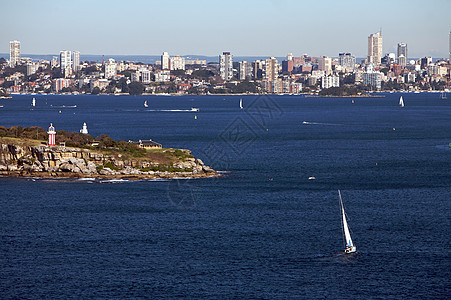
xmin=1 ymin=93 xmax=450 ymax=298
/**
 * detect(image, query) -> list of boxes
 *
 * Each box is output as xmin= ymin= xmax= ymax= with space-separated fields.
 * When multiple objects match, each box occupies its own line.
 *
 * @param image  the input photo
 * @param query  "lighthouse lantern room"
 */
xmin=48 ymin=123 xmax=56 ymax=146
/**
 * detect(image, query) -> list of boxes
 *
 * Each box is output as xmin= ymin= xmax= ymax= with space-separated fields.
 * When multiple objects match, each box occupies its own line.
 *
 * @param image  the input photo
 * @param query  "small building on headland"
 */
xmin=128 ymin=139 xmax=162 ymax=149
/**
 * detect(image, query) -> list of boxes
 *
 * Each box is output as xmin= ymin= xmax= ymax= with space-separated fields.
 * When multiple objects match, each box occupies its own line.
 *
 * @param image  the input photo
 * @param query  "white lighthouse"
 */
xmin=80 ymin=122 xmax=88 ymax=134
xmin=48 ymin=123 xmax=56 ymax=146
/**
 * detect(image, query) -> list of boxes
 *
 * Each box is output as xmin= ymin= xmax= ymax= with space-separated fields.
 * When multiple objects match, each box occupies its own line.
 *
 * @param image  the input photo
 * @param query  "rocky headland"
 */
xmin=0 ymin=138 xmax=216 ymax=180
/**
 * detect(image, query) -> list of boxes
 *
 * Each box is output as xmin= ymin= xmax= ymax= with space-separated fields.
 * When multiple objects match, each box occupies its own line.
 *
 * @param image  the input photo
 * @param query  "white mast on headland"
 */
xmin=80 ymin=122 xmax=88 ymax=134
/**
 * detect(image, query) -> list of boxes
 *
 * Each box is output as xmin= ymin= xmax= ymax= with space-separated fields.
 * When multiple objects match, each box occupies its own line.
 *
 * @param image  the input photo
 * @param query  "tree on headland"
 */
xmin=128 ymin=82 xmax=145 ymax=95
xmin=91 ymin=87 xmax=101 ymax=95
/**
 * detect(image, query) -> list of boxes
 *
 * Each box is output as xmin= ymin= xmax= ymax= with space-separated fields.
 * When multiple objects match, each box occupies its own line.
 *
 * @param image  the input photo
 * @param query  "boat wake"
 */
xmin=145 ymin=108 xmax=199 ymax=112
xmin=51 ymin=105 xmax=77 ymax=108
xmin=302 ymin=121 xmax=344 ymax=126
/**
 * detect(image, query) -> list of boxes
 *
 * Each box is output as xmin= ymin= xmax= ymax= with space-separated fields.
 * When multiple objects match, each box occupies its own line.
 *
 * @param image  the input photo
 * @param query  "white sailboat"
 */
xmin=440 ymin=92 xmax=447 ymax=100
xmin=32 ymin=97 xmax=36 ymax=107
xmin=144 ymin=100 xmax=148 ymax=107
xmin=399 ymin=96 xmax=404 ymax=107
xmin=339 ymin=190 xmax=356 ymax=254
xmin=240 ymin=98 xmax=243 ymax=109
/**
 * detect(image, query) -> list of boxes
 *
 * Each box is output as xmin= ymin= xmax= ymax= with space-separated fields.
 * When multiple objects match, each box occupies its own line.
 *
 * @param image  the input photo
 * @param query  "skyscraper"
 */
xmin=161 ymin=52 xmax=170 ymax=70
xmin=72 ymin=51 xmax=80 ymax=73
xmin=60 ymin=50 xmax=72 ymax=77
xmin=397 ymin=43 xmax=407 ymax=60
xmin=367 ymin=31 xmax=383 ymax=65
xmin=449 ymin=31 xmax=451 ymax=60
xmin=219 ymin=52 xmax=233 ymax=81
xmin=9 ymin=40 xmax=20 ymax=67
xmin=265 ymin=57 xmax=279 ymax=81
xmin=60 ymin=50 xmax=72 ymax=70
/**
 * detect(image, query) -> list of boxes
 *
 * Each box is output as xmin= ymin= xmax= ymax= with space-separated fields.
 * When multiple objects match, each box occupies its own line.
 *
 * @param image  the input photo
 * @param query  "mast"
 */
xmin=339 ymin=190 xmax=354 ymax=249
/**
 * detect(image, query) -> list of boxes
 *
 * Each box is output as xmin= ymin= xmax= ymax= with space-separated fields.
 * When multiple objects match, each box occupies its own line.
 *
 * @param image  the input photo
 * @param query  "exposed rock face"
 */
xmin=0 ymin=143 xmax=216 ymax=179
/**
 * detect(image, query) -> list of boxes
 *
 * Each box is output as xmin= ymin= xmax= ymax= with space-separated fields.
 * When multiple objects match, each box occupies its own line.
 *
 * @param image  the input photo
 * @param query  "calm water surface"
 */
xmin=1 ymin=93 xmax=450 ymax=298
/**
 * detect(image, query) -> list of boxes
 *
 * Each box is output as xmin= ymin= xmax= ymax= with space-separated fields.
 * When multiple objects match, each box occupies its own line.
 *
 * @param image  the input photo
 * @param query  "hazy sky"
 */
xmin=1 ymin=0 xmax=450 ymax=57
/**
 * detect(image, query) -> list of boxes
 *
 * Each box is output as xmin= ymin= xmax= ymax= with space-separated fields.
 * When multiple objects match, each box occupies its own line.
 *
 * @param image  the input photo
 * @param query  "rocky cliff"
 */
xmin=0 ymin=142 xmax=216 ymax=179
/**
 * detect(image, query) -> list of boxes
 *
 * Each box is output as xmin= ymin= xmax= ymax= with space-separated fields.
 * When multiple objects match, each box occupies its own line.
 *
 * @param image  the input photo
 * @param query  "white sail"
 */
xmin=339 ymin=190 xmax=356 ymax=253
xmin=399 ymin=96 xmax=404 ymax=107
xmin=240 ymin=98 xmax=243 ymax=109
xmin=144 ymin=101 xmax=148 ymax=107
xmin=32 ymin=98 xmax=36 ymax=107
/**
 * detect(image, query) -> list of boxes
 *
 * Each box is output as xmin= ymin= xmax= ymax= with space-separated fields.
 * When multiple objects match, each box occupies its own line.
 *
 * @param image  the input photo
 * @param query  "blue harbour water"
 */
xmin=0 ymin=93 xmax=450 ymax=298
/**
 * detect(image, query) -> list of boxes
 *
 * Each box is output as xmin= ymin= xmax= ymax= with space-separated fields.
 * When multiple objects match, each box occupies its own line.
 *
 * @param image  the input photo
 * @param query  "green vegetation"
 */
xmin=128 ymin=81 xmax=145 ymax=95
xmin=318 ymin=86 xmax=361 ymax=96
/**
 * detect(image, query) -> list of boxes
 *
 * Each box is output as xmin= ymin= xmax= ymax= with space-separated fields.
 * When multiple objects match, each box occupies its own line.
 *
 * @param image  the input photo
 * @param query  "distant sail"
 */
xmin=32 ymin=98 xmax=36 ymax=107
xmin=144 ymin=101 xmax=148 ymax=107
xmin=240 ymin=98 xmax=243 ymax=109
xmin=399 ymin=96 xmax=404 ymax=107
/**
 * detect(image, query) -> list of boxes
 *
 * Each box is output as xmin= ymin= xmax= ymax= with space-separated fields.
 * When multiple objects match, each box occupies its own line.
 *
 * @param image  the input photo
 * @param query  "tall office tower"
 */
xmin=72 ymin=51 xmax=80 ymax=72
xmin=287 ymin=53 xmax=293 ymax=61
xmin=170 ymin=56 xmax=185 ymax=70
xmin=338 ymin=53 xmax=356 ymax=72
xmin=9 ymin=40 xmax=20 ymax=67
xmin=318 ymin=56 xmax=332 ymax=74
xmin=219 ymin=52 xmax=233 ymax=81
xmin=161 ymin=52 xmax=170 ymax=70
xmin=265 ymin=57 xmax=279 ymax=81
xmin=449 ymin=31 xmax=451 ymax=59
xmin=397 ymin=43 xmax=407 ymax=60
xmin=368 ymin=31 xmax=383 ymax=65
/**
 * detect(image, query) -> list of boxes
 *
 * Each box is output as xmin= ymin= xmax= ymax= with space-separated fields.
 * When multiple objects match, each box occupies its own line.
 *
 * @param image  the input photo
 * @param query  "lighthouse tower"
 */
xmin=80 ymin=122 xmax=88 ymax=134
xmin=47 ymin=123 xmax=56 ymax=146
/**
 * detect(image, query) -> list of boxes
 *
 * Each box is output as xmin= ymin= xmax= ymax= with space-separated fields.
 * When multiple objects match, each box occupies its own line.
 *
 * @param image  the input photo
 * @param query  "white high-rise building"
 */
xmin=338 ymin=53 xmax=356 ymax=72
xmin=398 ymin=55 xmax=407 ymax=67
xmin=170 ymin=56 xmax=185 ymax=71
xmin=239 ymin=61 xmax=252 ymax=80
xmin=363 ymin=64 xmax=382 ymax=90
xmin=105 ymin=58 xmax=117 ymax=78
xmin=9 ymin=40 xmax=20 ymax=67
xmin=318 ymin=56 xmax=332 ymax=75
xmin=265 ymin=57 xmax=279 ymax=81
xmin=140 ymin=69 xmax=152 ymax=83
xmin=368 ymin=31 xmax=383 ymax=65
xmin=72 ymin=51 xmax=80 ymax=72
xmin=321 ymin=75 xmax=340 ymax=89
xmin=60 ymin=50 xmax=72 ymax=77
xmin=220 ymin=52 xmax=233 ymax=81
xmin=161 ymin=52 xmax=170 ymax=70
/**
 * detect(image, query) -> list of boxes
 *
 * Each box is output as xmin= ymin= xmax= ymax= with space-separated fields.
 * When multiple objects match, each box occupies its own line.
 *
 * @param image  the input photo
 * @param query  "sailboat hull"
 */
xmin=345 ymin=246 xmax=357 ymax=254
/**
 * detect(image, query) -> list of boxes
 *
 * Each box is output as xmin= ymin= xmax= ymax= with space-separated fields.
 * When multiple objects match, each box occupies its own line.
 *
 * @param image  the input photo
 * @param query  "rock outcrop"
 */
xmin=0 ymin=143 xmax=216 ymax=179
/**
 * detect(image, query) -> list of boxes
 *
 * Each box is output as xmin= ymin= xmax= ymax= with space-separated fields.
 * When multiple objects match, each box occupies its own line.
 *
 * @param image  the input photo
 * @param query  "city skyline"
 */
xmin=1 ymin=0 xmax=450 ymax=58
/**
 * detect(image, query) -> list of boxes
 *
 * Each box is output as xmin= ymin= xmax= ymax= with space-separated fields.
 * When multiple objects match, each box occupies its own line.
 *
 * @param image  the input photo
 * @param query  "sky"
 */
xmin=1 ymin=0 xmax=450 ymax=58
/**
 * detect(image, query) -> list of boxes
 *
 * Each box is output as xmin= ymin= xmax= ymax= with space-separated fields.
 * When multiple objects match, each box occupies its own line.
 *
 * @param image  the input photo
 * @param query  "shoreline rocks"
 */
xmin=0 ymin=143 xmax=217 ymax=180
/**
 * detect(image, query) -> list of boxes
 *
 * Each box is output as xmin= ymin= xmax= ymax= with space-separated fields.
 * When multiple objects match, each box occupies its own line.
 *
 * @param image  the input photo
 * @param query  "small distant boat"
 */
xmin=32 ymin=98 xmax=36 ymax=107
xmin=399 ymin=96 xmax=404 ymax=107
xmin=308 ymin=176 xmax=316 ymax=180
xmin=240 ymin=98 xmax=243 ymax=109
xmin=190 ymin=107 xmax=199 ymax=112
xmin=440 ymin=92 xmax=447 ymax=100
xmin=144 ymin=100 xmax=148 ymax=107
xmin=339 ymin=190 xmax=356 ymax=254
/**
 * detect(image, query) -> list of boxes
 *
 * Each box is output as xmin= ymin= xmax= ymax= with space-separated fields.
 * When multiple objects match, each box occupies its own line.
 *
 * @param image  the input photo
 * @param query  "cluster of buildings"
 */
xmin=1 ymin=32 xmax=450 ymax=95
